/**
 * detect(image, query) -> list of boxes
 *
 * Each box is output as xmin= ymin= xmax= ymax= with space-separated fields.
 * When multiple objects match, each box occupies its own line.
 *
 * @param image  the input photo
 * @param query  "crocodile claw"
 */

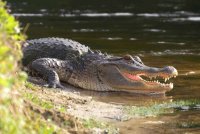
xmin=48 ymin=83 xmax=65 ymax=89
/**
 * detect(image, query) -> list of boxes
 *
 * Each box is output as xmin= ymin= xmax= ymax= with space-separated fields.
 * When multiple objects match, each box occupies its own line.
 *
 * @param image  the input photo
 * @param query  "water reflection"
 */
xmin=117 ymin=110 xmax=200 ymax=133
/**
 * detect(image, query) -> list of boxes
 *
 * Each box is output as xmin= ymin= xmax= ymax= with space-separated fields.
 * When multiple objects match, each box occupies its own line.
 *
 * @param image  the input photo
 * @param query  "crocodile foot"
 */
xmin=48 ymin=82 xmax=65 ymax=89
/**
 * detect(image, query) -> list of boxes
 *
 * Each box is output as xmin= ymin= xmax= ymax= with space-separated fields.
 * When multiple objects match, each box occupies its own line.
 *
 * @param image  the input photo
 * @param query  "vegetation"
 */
xmin=124 ymin=99 xmax=200 ymax=117
xmin=82 ymin=118 xmax=119 ymax=134
xmin=176 ymin=122 xmax=200 ymax=128
xmin=0 ymin=3 xmax=112 ymax=130
xmin=0 ymin=1 xmax=62 ymax=133
xmin=24 ymin=92 xmax=54 ymax=109
xmin=23 ymin=90 xmax=67 ymax=113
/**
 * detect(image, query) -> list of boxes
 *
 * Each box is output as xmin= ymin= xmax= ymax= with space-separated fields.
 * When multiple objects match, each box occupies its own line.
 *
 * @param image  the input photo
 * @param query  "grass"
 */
xmin=176 ymin=122 xmax=200 ymax=128
xmin=23 ymin=86 xmax=117 ymax=132
xmin=23 ymin=91 xmax=83 ymax=132
xmin=0 ymin=1 xmax=58 ymax=133
xmin=24 ymin=92 xmax=54 ymax=109
xmin=24 ymin=82 xmax=68 ymax=113
xmin=124 ymin=99 xmax=200 ymax=117
xmin=0 ymin=2 xmax=69 ymax=132
xmin=57 ymin=106 xmax=66 ymax=113
xmin=82 ymin=118 xmax=119 ymax=134
xmin=82 ymin=118 xmax=107 ymax=129
xmin=25 ymin=82 xmax=40 ymax=91
xmin=23 ymin=91 xmax=67 ymax=114
xmin=0 ymin=108 xmax=59 ymax=134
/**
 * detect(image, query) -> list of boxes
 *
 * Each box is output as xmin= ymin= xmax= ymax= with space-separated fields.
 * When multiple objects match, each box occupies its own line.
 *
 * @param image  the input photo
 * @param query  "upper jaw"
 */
xmin=121 ymin=66 xmax=178 ymax=92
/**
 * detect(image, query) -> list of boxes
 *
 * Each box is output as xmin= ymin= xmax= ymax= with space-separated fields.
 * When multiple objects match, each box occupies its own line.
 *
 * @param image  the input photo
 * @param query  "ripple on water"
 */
xmin=150 ymin=49 xmax=200 ymax=56
xmin=151 ymin=50 xmax=200 ymax=56
xmin=59 ymin=14 xmax=76 ymax=17
xmin=170 ymin=17 xmax=200 ymax=22
xmin=12 ymin=13 xmax=44 ymax=17
xmin=129 ymin=38 xmax=137 ymax=41
xmin=184 ymin=71 xmax=196 ymax=76
xmin=137 ymin=13 xmax=160 ymax=17
xmin=174 ymin=11 xmax=199 ymax=16
xmin=144 ymin=29 xmax=166 ymax=33
xmin=80 ymin=12 xmax=134 ymax=17
xmin=156 ymin=41 xmax=185 ymax=45
xmin=39 ymin=9 xmax=47 ymax=13
xmin=12 ymin=12 xmax=134 ymax=17
xmin=72 ymin=29 xmax=95 ymax=32
xmin=137 ymin=12 xmax=200 ymax=21
xmin=72 ymin=29 xmax=110 ymax=32
xmin=106 ymin=37 xmax=123 ymax=40
xmin=137 ymin=13 xmax=182 ymax=17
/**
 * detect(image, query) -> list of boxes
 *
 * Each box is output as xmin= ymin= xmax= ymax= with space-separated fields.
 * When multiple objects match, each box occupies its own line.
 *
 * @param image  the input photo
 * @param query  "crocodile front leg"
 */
xmin=30 ymin=58 xmax=71 ymax=89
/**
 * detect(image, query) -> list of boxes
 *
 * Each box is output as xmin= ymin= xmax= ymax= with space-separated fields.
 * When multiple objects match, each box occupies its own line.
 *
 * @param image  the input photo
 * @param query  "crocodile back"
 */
xmin=22 ymin=37 xmax=89 ymax=65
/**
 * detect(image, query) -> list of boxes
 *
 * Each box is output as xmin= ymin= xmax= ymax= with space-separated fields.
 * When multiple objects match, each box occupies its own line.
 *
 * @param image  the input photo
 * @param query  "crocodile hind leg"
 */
xmin=30 ymin=58 xmax=67 ymax=89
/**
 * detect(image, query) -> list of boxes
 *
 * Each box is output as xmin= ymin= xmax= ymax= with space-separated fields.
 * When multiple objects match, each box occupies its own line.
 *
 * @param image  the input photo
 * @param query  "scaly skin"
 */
xmin=23 ymin=37 xmax=178 ymax=94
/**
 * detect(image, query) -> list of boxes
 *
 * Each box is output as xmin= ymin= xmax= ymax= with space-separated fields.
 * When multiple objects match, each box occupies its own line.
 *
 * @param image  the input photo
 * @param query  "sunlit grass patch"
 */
xmin=176 ymin=121 xmax=200 ymax=128
xmin=23 ymin=83 xmax=68 ymax=113
xmin=24 ymin=92 xmax=54 ymax=109
xmin=124 ymin=99 xmax=200 ymax=117
xmin=57 ymin=105 xmax=66 ymax=113
xmin=82 ymin=118 xmax=119 ymax=134
xmin=24 ymin=113 xmax=59 ymax=134
xmin=83 ymin=118 xmax=107 ymax=129
xmin=25 ymin=82 xmax=40 ymax=91
xmin=0 ymin=105 xmax=59 ymax=134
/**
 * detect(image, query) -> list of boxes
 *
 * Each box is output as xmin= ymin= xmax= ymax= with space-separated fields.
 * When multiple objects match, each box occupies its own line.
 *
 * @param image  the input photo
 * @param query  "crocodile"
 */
xmin=22 ymin=37 xmax=178 ymax=94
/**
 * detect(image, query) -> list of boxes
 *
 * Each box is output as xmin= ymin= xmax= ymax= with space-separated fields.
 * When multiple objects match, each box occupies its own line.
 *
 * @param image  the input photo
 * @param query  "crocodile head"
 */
xmin=98 ymin=55 xmax=178 ymax=94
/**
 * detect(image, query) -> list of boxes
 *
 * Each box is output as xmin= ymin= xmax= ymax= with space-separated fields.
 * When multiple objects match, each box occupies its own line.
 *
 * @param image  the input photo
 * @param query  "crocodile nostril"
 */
xmin=163 ymin=66 xmax=178 ymax=75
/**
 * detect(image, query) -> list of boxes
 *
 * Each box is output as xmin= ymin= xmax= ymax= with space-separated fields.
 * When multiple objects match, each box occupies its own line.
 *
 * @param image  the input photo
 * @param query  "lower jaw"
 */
xmin=119 ymin=72 xmax=173 ymax=94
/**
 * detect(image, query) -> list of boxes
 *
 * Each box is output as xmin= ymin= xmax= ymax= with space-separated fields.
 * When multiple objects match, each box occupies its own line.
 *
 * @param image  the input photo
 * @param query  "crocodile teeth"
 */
xmin=169 ymin=83 xmax=173 ymax=89
xmin=123 ymin=71 xmax=176 ymax=88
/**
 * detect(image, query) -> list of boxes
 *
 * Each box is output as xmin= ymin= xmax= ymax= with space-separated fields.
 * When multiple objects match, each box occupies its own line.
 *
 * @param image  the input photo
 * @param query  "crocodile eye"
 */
xmin=134 ymin=56 xmax=144 ymax=64
xmin=123 ymin=54 xmax=133 ymax=60
xmin=123 ymin=54 xmax=135 ymax=64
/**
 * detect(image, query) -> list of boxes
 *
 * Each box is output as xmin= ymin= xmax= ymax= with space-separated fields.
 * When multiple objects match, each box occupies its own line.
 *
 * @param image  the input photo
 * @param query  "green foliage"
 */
xmin=0 ymin=1 xmax=58 ymax=133
xmin=82 ymin=118 xmax=118 ymax=134
xmin=0 ymin=0 xmax=25 ymax=94
xmin=24 ymin=93 xmax=54 ymax=109
xmin=25 ymin=82 xmax=40 ymax=91
xmin=0 ymin=1 xmax=23 ymax=40
xmin=176 ymin=122 xmax=200 ymax=128
xmin=124 ymin=99 xmax=200 ymax=117
xmin=0 ymin=1 xmax=26 ymax=133
xmin=58 ymin=106 xmax=66 ymax=113
xmin=83 ymin=118 xmax=107 ymax=129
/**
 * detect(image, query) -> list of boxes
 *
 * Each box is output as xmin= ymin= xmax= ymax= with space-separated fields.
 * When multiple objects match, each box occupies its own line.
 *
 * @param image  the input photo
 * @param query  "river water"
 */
xmin=7 ymin=0 xmax=200 ymax=133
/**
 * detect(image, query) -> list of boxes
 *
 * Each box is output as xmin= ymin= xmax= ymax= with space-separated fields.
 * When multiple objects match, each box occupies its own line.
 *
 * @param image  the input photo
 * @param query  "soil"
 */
xmin=22 ymin=76 xmax=135 ymax=134
xmin=27 ymin=76 xmax=129 ymax=122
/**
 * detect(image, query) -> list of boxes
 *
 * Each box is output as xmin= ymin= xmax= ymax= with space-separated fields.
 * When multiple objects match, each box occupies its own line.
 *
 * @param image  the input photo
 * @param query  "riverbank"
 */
xmin=25 ymin=76 xmax=200 ymax=133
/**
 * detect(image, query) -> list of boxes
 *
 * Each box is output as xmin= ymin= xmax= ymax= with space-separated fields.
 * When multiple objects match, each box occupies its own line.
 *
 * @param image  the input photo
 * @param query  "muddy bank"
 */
xmin=25 ymin=76 xmax=200 ymax=134
xmin=26 ymin=77 xmax=130 ymax=122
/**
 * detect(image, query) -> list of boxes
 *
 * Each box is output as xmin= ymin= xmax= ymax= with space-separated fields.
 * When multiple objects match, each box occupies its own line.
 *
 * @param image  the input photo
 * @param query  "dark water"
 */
xmin=7 ymin=0 xmax=200 ymax=133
